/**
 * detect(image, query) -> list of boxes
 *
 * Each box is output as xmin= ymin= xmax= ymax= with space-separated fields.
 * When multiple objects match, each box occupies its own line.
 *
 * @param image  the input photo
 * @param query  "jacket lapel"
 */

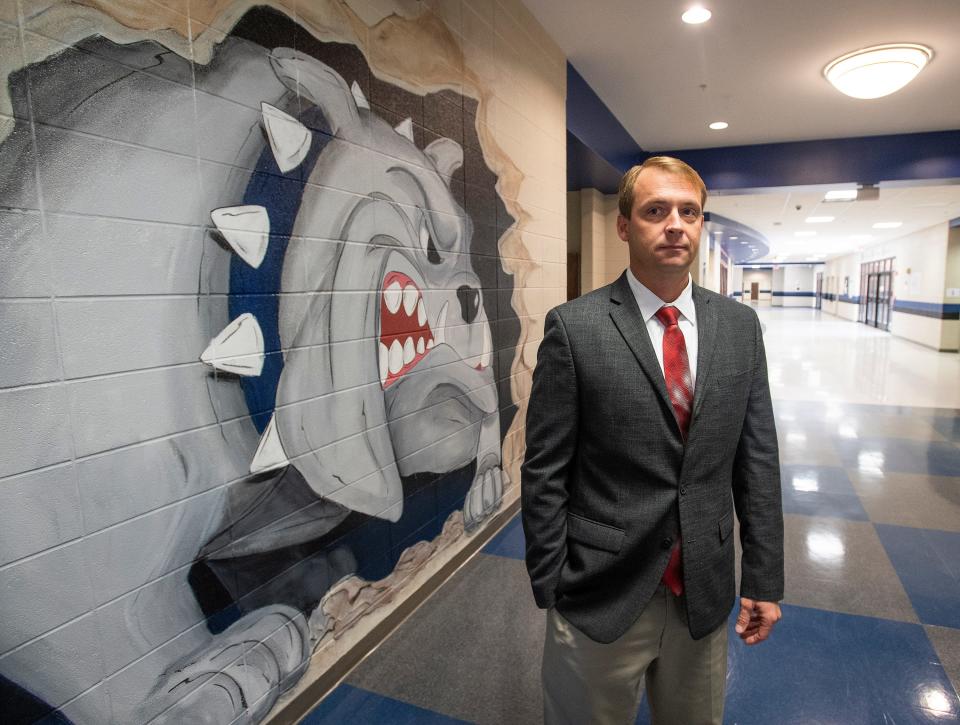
xmin=608 ymin=273 xmax=674 ymax=417
xmin=691 ymin=283 xmax=718 ymax=418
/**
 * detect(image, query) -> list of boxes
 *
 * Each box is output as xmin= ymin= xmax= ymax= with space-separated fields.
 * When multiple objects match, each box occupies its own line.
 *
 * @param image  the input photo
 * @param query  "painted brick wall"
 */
xmin=0 ymin=1 xmax=566 ymax=722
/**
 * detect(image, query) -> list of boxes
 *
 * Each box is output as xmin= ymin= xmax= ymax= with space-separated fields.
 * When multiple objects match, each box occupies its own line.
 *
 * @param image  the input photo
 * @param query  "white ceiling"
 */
xmin=706 ymin=182 xmax=960 ymax=262
xmin=522 ymin=0 xmax=960 ymax=263
xmin=523 ymin=0 xmax=960 ymax=150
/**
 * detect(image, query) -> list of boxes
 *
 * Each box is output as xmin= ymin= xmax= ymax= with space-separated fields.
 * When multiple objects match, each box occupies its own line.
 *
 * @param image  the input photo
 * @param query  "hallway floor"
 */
xmin=303 ymin=308 xmax=960 ymax=724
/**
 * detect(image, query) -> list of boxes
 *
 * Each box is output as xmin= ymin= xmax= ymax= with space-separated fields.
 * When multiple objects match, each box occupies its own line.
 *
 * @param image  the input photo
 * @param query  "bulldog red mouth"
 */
xmin=379 ymin=271 xmax=436 ymax=389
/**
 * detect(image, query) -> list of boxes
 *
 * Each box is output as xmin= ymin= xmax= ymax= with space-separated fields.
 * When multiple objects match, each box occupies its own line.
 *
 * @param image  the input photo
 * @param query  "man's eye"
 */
xmin=682 ymin=208 xmax=701 ymax=219
xmin=646 ymin=206 xmax=664 ymax=217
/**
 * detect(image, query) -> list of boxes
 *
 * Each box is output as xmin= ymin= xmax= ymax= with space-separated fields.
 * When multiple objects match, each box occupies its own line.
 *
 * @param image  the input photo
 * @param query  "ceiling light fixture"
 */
xmin=873 ymin=221 xmax=902 ymax=229
xmin=823 ymin=43 xmax=933 ymax=99
xmin=681 ymin=6 xmax=712 ymax=24
xmin=824 ymin=189 xmax=858 ymax=201
xmin=708 ymin=121 xmax=728 ymax=130
xmin=805 ymin=216 xmax=835 ymax=223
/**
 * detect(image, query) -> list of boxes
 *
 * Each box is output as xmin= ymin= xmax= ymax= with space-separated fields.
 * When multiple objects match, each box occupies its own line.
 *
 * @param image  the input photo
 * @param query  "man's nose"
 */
xmin=665 ymin=207 xmax=684 ymax=230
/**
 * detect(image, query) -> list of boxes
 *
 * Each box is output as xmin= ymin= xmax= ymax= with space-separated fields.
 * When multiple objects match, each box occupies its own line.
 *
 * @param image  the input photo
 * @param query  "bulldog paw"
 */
xmin=146 ymin=605 xmax=310 ymax=724
xmin=463 ymin=464 xmax=505 ymax=532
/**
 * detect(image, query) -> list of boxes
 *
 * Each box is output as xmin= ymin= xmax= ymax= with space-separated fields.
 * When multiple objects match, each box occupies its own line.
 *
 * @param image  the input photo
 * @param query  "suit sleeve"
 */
xmin=732 ymin=313 xmax=785 ymax=603
xmin=521 ymin=307 xmax=579 ymax=609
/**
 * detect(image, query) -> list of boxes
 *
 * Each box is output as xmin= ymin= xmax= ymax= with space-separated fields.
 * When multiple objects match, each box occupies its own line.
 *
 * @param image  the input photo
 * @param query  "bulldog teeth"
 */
xmin=417 ymin=299 xmax=426 ymax=326
xmin=384 ymin=281 xmax=402 ymax=314
xmin=436 ymin=300 xmax=448 ymax=346
xmin=402 ymin=285 xmax=418 ymax=316
xmin=403 ymin=337 xmax=415 ymax=365
xmin=416 ymin=337 xmax=425 ymax=354
xmin=379 ymin=342 xmax=389 ymax=386
xmin=426 ymin=338 xmax=435 ymax=349
xmin=388 ymin=339 xmax=403 ymax=375
xmin=481 ymin=324 xmax=492 ymax=368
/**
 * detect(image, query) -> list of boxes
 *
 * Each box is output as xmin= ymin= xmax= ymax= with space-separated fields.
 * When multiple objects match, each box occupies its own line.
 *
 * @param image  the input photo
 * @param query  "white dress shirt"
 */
xmin=625 ymin=270 xmax=698 ymax=388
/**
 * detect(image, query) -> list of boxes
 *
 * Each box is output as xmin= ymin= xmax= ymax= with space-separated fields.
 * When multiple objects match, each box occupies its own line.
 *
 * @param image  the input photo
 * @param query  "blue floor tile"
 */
xmin=834 ymin=437 xmax=960 ymax=477
xmin=930 ymin=415 xmax=960 ymax=444
xmin=482 ymin=514 xmax=526 ymax=560
xmin=634 ymin=604 xmax=958 ymax=724
xmin=302 ymin=684 xmax=471 ymax=724
xmin=779 ymin=464 xmax=869 ymax=520
xmin=876 ymin=524 xmax=960 ymax=628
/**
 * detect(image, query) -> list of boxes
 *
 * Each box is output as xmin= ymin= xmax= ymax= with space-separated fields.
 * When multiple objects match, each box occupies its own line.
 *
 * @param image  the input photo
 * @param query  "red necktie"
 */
xmin=654 ymin=305 xmax=692 ymax=596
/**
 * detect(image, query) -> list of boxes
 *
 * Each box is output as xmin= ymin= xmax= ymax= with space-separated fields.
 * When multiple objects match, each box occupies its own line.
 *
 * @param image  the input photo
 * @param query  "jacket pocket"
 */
xmin=718 ymin=511 xmax=734 ymax=542
xmin=567 ymin=512 xmax=625 ymax=553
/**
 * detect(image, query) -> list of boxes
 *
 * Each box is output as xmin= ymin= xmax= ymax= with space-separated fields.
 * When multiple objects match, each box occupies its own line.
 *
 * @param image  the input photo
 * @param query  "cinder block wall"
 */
xmin=0 ymin=1 xmax=566 ymax=722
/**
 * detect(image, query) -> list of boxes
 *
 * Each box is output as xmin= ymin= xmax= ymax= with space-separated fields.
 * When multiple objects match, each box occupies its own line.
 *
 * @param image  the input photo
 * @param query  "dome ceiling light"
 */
xmin=681 ymin=6 xmax=712 ymax=24
xmin=823 ymin=43 xmax=933 ymax=100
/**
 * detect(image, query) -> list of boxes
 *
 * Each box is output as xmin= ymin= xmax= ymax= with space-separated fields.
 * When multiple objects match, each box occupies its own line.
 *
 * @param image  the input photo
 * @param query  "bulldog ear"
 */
xmin=424 ymin=137 xmax=463 ymax=181
xmin=269 ymin=47 xmax=360 ymax=135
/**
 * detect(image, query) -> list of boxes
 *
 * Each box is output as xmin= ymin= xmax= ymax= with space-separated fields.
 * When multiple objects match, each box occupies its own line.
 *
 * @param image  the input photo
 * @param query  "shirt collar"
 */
xmin=626 ymin=269 xmax=697 ymax=326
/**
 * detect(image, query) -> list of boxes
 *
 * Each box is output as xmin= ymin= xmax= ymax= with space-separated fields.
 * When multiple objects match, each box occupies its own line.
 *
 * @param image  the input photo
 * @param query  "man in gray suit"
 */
xmin=521 ymin=156 xmax=784 ymax=724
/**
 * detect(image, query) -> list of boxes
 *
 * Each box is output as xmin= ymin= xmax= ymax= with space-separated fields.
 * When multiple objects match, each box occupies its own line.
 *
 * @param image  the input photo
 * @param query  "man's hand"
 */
xmin=735 ymin=597 xmax=781 ymax=645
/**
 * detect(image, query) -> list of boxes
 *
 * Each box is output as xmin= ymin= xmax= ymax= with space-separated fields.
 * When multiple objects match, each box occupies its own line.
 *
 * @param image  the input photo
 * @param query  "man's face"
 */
xmin=616 ymin=168 xmax=703 ymax=277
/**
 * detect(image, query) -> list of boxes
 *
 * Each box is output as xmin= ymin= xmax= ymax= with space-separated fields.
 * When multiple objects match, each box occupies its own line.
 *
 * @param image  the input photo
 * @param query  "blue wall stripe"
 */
xmin=656 ymin=130 xmax=960 ymax=191
xmin=893 ymin=300 xmax=960 ymax=320
xmin=773 ymin=291 xmax=816 ymax=297
xmin=566 ymin=63 xmax=643 ymax=173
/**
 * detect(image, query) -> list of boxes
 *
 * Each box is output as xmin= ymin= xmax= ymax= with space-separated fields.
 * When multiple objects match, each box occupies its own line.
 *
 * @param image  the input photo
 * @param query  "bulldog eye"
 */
xmin=419 ymin=218 xmax=442 ymax=265
xmin=457 ymin=285 xmax=480 ymax=323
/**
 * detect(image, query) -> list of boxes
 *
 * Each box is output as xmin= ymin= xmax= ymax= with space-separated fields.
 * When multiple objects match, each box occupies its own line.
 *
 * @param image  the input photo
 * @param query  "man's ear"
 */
xmin=616 ymin=214 xmax=629 ymax=242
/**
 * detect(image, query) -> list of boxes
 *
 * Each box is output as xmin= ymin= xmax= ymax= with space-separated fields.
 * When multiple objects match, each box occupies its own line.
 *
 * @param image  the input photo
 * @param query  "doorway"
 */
xmin=750 ymin=282 xmax=759 ymax=301
xmin=815 ymin=273 xmax=823 ymax=310
xmin=859 ymin=258 xmax=893 ymax=330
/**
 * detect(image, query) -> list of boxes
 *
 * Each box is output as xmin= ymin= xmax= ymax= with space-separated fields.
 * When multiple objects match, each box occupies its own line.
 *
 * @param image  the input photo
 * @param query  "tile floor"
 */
xmin=306 ymin=307 xmax=960 ymax=724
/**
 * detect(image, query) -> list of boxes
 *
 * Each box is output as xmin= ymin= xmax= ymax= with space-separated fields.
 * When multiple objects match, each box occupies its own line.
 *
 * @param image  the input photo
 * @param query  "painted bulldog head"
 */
xmin=246 ymin=49 xmax=500 ymax=521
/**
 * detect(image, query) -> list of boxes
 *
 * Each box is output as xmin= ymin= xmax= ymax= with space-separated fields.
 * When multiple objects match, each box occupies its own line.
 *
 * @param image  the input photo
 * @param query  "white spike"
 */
xmin=200 ymin=313 xmax=265 ymax=376
xmin=249 ymin=414 xmax=288 ymax=473
xmin=351 ymin=81 xmax=370 ymax=110
xmin=210 ymin=205 xmax=269 ymax=268
xmin=260 ymin=102 xmax=311 ymax=173
xmin=481 ymin=324 xmax=492 ymax=368
xmin=394 ymin=117 xmax=414 ymax=142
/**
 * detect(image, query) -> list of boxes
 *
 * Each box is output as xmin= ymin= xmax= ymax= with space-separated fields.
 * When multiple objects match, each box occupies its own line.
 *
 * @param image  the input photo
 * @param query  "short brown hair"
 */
xmin=617 ymin=156 xmax=707 ymax=217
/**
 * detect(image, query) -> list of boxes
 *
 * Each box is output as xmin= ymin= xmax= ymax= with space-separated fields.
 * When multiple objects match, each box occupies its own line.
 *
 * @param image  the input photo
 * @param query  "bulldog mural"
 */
xmin=0 ymin=11 xmax=515 ymax=724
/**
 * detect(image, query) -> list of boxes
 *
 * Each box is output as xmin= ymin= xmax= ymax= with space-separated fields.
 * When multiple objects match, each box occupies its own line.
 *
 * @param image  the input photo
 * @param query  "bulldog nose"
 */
xmin=457 ymin=285 xmax=480 ymax=323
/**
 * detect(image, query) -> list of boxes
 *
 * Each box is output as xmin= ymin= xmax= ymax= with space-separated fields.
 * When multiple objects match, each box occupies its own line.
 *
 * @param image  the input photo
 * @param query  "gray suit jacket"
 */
xmin=521 ymin=273 xmax=783 ymax=643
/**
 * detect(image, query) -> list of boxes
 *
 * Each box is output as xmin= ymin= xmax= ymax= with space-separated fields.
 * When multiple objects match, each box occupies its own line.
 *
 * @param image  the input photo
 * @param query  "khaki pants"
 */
xmin=542 ymin=587 xmax=728 ymax=725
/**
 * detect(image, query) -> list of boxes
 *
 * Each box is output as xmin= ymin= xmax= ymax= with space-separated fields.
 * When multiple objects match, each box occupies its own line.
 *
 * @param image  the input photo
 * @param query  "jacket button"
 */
xmin=680 ymin=486 xmax=687 ymax=495
xmin=661 ymin=537 xmax=673 ymax=549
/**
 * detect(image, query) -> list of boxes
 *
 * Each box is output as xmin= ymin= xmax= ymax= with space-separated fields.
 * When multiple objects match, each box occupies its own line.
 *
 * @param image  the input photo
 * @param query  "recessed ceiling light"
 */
xmin=805 ymin=216 xmax=835 ymax=223
xmin=681 ymin=6 xmax=712 ymax=24
xmin=872 ymin=221 xmax=902 ymax=229
xmin=729 ymin=236 xmax=739 ymax=240
xmin=795 ymin=231 xmax=817 ymax=237
xmin=708 ymin=121 xmax=728 ymax=130
xmin=824 ymin=43 xmax=933 ymax=99
xmin=824 ymin=189 xmax=858 ymax=201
